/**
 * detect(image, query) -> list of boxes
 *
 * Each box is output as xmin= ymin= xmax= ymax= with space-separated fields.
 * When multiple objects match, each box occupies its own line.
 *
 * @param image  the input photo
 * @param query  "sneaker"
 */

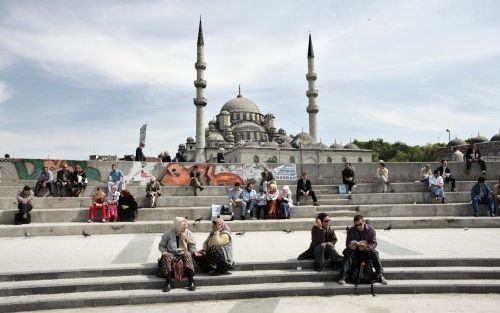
xmin=313 ymin=203 xmax=320 ymax=206
xmin=296 ymin=202 xmax=300 ymax=206
xmin=441 ymin=198 xmax=446 ymax=204
xmin=353 ymin=185 xmax=358 ymax=189
xmin=348 ymin=191 xmax=352 ymax=195
xmin=490 ymin=212 xmax=496 ymax=217
xmin=482 ymin=171 xmax=486 ymax=175
xmin=337 ymin=278 xmax=346 ymax=284
xmin=376 ymin=274 xmax=388 ymax=285
xmin=87 ymin=219 xmax=93 ymax=223
xmin=451 ymin=189 xmax=456 ymax=192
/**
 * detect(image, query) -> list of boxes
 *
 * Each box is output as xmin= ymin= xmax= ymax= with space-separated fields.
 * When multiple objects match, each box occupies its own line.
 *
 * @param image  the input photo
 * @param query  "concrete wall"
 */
xmin=1 ymin=158 xmax=499 ymax=186
xmin=437 ymin=141 xmax=500 ymax=161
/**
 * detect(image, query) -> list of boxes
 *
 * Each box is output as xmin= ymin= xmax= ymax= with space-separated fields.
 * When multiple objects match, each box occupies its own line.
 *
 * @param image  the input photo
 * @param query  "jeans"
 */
xmin=430 ymin=186 xmax=445 ymax=200
xmin=244 ymin=199 xmax=257 ymax=218
xmin=313 ymin=242 xmax=342 ymax=265
xmin=279 ymin=202 xmax=290 ymax=219
xmin=472 ymin=196 xmax=495 ymax=214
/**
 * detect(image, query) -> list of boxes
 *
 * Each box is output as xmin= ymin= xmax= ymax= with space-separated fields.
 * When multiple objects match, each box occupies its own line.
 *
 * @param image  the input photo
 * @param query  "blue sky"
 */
xmin=0 ymin=0 xmax=499 ymax=159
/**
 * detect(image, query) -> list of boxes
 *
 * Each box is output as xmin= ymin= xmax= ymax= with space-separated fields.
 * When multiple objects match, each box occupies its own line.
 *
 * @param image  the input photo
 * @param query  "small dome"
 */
xmin=469 ymin=135 xmax=489 ymax=144
xmin=279 ymin=142 xmax=293 ymax=149
xmin=317 ymin=142 xmax=328 ymax=149
xmin=447 ymin=138 xmax=467 ymax=146
xmin=344 ymin=143 xmax=360 ymax=150
xmin=221 ymin=94 xmax=261 ymax=114
xmin=330 ymin=143 xmax=343 ymax=149
xmin=291 ymin=132 xmax=317 ymax=148
xmin=186 ymin=137 xmax=195 ymax=143
xmin=491 ymin=133 xmax=500 ymax=142
xmin=207 ymin=132 xmax=225 ymax=142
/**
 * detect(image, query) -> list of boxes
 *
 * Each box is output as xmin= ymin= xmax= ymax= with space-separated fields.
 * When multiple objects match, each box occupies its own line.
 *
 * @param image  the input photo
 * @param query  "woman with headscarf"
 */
xmin=279 ymin=185 xmax=292 ymax=219
xmin=195 ymin=218 xmax=233 ymax=275
xmin=420 ymin=164 xmax=432 ymax=184
xmin=267 ymin=182 xmax=279 ymax=219
xmin=117 ymin=190 xmax=138 ymax=222
xmin=158 ymin=217 xmax=197 ymax=292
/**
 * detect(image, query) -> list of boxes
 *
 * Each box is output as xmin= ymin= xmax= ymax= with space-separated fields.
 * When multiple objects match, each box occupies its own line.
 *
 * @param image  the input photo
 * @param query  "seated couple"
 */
xmin=158 ymin=217 xmax=233 ymax=292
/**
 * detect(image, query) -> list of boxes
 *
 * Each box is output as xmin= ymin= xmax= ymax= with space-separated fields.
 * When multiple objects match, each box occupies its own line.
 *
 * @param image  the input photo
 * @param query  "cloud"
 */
xmin=0 ymin=81 xmax=13 ymax=108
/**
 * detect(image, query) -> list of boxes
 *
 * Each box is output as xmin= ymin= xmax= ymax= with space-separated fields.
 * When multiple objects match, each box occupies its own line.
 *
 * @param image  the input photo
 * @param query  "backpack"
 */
xmin=219 ymin=205 xmax=234 ymax=221
xmin=338 ymin=184 xmax=347 ymax=194
xmin=347 ymin=260 xmax=376 ymax=284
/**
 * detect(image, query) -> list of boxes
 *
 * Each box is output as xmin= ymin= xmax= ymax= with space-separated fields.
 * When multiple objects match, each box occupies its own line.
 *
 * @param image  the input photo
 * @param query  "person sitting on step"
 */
xmin=429 ymin=170 xmax=446 ymax=204
xmin=419 ymin=164 xmax=432 ymax=185
xmin=145 ymin=176 xmax=161 ymax=208
xmin=194 ymin=218 xmax=233 ymax=275
xmin=70 ymin=164 xmax=87 ymax=197
xmin=376 ymin=161 xmax=393 ymax=193
xmin=437 ymin=160 xmax=456 ymax=192
xmin=16 ymin=186 xmax=34 ymax=225
xmin=297 ymin=213 xmax=343 ymax=271
xmin=158 ymin=217 xmax=197 ymax=292
xmin=228 ymin=182 xmax=245 ymax=220
xmin=242 ymin=182 xmax=257 ymax=219
xmin=337 ymin=214 xmax=387 ymax=285
xmin=296 ymin=172 xmax=319 ymax=206
xmin=342 ymin=162 xmax=357 ymax=194
xmin=107 ymin=185 xmax=120 ymax=222
xmin=255 ymin=187 xmax=268 ymax=219
xmin=471 ymin=176 xmax=495 ymax=217
xmin=118 ymin=190 xmax=138 ymax=222
xmin=278 ymin=185 xmax=293 ymax=219
xmin=189 ymin=165 xmax=204 ymax=196
xmin=88 ymin=187 xmax=108 ymax=223
xmin=267 ymin=182 xmax=280 ymax=219
xmin=34 ymin=166 xmax=55 ymax=197
xmin=466 ymin=143 xmax=486 ymax=175
xmin=107 ymin=164 xmax=125 ymax=198
xmin=55 ymin=163 xmax=72 ymax=197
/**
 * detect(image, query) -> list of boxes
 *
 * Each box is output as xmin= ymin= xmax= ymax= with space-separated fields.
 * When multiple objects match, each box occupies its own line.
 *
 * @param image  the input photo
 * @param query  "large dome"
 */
xmin=344 ymin=143 xmax=360 ymax=150
xmin=291 ymin=132 xmax=317 ymax=148
xmin=491 ymin=133 xmax=500 ymax=142
xmin=221 ymin=93 xmax=261 ymax=114
xmin=447 ymin=138 xmax=466 ymax=146
xmin=469 ymin=135 xmax=489 ymax=144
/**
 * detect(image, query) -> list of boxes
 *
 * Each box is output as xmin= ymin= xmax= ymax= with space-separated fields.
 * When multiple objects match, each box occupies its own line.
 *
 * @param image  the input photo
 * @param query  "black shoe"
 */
xmin=474 ymin=213 xmax=479 ymax=217
xmin=313 ymin=203 xmax=320 ymax=206
xmin=490 ymin=212 xmax=496 ymax=217
xmin=162 ymin=283 xmax=171 ymax=292
xmin=441 ymin=198 xmax=446 ymax=204
xmin=376 ymin=274 xmax=388 ymax=285
xmin=188 ymin=283 xmax=196 ymax=291
xmin=313 ymin=263 xmax=322 ymax=272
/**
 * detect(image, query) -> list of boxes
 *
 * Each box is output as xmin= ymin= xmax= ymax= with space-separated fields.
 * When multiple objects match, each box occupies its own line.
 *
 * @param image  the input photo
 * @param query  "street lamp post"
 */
xmin=445 ymin=129 xmax=450 ymax=142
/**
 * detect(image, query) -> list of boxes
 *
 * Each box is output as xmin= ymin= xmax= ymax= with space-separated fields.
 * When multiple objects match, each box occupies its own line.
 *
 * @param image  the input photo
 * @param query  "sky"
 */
xmin=0 ymin=0 xmax=499 ymax=160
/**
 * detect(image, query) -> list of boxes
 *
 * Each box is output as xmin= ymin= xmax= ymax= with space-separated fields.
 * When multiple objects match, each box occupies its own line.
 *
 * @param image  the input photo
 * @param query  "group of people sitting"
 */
xmin=34 ymin=164 xmax=88 ymax=197
xmin=419 ymin=160 xmax=457 ymax=204
xmin=222 ymin=171 xmax=320 ymax=220
xmin=157 ymin=213 xmax=387 ymax=293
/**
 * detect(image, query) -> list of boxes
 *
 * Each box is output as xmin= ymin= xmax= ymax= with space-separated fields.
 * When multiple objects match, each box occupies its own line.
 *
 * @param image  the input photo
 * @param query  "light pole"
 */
xmin=445 ymin=129 xmax=450 ymax=142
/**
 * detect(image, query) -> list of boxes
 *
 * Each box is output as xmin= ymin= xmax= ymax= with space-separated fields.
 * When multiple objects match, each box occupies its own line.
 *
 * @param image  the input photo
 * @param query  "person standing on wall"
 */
xmin=135 ymin=142 xmax=146 ymax=161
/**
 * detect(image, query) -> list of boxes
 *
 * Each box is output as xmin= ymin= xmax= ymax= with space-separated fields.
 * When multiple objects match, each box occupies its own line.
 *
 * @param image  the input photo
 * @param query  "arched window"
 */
xmin=327 ymin=157 xmax=332 ymax=163
xmin=253 ymin=155 xmax=259 ymax=163
xmin=341 ymin=157 xmax=347 ymax=163
xmin=358 ymin=157 xmax=363 ymax=163
xmin=289 ymin=156 xmax=295 ymax=163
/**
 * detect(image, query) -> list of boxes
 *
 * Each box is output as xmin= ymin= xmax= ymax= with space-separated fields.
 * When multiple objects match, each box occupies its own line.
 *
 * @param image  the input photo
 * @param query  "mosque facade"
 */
xmin=177 ymin=20 xmax=372 ymax=164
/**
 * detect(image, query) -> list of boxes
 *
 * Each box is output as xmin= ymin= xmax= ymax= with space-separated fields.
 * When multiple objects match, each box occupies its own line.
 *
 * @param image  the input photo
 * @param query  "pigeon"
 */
xmin=282 ymin=228 xmax=293 ymax=234
xmin=194 ymin=217 xmax=203 ymax=223
xmin=235 ymin=230 xmax=246 ymax=236
xmin=384 ymin=224 xmax=392 ymax=231
xmin=111 ymin=225 xmax=124 ymax=231
xmin=24 ymin=232 xmax=31 ymax=238
xmin=82 ymin=230 xmax=91 ymax=238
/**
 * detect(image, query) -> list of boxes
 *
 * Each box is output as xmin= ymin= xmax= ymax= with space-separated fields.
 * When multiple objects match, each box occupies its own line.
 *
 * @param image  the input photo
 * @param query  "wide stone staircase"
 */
xmin=1 ymin=165 xmax=499 ymax=311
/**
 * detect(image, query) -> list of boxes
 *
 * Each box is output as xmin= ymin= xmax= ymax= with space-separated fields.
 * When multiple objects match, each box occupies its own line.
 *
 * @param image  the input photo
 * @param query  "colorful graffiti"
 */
xmin=13 ymin=159 xmax=101 ymax=182
xmin=160 ymin=164 xmax=244 ymax=186
xmin=123 ymin=162 xmax=157 ymax=185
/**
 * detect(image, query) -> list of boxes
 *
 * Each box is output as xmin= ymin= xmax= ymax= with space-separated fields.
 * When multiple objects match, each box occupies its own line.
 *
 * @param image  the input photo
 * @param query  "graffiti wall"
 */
xmin=12 ymin=159 xmax=101 ymax=182
xmin=160 ymin=164 xmax=244 ymax=186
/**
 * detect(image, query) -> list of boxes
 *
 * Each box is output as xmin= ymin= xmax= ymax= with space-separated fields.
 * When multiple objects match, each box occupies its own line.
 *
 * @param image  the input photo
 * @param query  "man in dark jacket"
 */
xmin=55 ymin=163 xmax=72 ymax=197
xmin=471 ymin=176 xmax=495 ymax=217
xmin=296 ymin=172 xmax=318 ymax=206
xmin=436 ymin=160 xmax=456 ymax=192
xmin=338 ymin=214 xmax=387 ymax=285
xmin=342 ymin=163 xmax=357 ymax=194
xmin=135 ymin=142 xmax=146 ymax=161
xmin=298 ymin=213 xmax=342 ymax=271
xmin=466 ymin=143 xmax=486 ymax=175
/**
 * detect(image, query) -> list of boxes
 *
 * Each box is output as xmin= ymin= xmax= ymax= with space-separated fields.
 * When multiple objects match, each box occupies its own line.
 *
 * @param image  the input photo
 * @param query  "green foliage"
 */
xmin=353 ymin=139 xmax=447 ymax=162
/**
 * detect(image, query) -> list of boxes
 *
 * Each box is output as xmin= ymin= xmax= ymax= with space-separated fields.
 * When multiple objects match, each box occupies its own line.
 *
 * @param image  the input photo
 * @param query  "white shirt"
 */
xmin=428 ymin=175 xmax=444 ymax=188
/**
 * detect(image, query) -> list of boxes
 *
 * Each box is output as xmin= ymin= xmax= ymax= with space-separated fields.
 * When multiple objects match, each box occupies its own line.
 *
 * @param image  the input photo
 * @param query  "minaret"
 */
xmin=193 ymin=18 xmax=207 ymax=162
xmin=306 ymin=33 xmax=319 ymax=141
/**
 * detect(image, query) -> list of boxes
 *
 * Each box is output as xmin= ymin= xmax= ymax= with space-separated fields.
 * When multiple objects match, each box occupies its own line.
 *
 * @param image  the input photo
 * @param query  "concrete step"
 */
xmin=1 ymin=279 xmax=500 ymax=312
xmin=2 ymin=267 xmax=499 ymax=297
xmin=1 ymin=216 xmax=499 ymax=237
xmin=0 ymin=205 xmax=316 ymax=223
xmin=318 ymin=192 xmax=472 ymax=205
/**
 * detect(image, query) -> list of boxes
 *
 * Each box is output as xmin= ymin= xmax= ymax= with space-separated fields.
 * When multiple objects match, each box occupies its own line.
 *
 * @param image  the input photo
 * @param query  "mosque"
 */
xmin=176 ymin=20 xmax=372 ymax=164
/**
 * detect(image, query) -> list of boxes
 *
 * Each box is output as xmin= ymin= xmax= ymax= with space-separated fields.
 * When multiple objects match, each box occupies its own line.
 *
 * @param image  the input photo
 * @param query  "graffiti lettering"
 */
xmin=160 ymin=164 xmax=244 ymax=186
xmin=13 ymin=159 xmax=101 ymax=182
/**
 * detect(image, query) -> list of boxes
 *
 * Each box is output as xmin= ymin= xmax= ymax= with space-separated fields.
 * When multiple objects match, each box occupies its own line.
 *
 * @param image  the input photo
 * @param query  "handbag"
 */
xmin=172 ymin=257 xmax=185 ymax=282
xmin=338 ymin=184 xmax=347 ymax=194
